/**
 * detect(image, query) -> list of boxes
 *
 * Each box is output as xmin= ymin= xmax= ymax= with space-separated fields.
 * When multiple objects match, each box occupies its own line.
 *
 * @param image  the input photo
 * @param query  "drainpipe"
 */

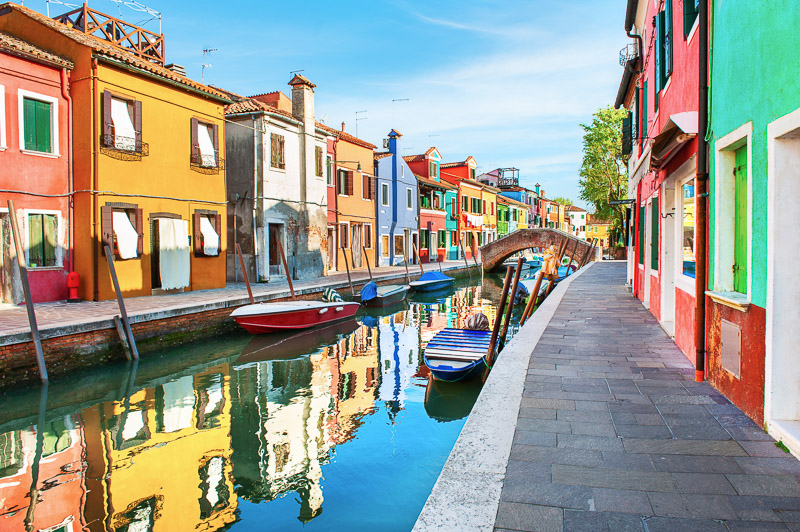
xmin=252 ymin=114 xmax=260 ymax=282
xmin=333 ymin=137 xmax=340 ymax=268
xmin=91 ymin=58 xmax=99 ymax=301
xmin=60 ymin=68 xmax=74 ymax=274
xmin=694 ymin=0 xmax=709 ymax=382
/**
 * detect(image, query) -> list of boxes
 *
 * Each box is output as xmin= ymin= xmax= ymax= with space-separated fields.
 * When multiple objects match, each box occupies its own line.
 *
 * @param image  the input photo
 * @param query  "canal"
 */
xmin=0 ymin=273 xmax=527 ymax=531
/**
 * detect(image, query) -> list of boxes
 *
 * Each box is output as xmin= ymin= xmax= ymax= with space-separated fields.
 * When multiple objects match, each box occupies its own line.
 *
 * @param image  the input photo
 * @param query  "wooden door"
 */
xmin=269 ymin=224 xmax=281 ymax=266
xmin=0 ymin=215 xmax=13 ymax=303
xmin=327 ymin=227 xmax=336 ymax=270
xmin=352 ymin=224 xmax=362 ymax=268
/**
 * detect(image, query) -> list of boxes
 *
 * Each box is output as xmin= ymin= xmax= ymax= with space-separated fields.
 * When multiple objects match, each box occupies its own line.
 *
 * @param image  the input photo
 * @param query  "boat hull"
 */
xmin=409 ymin=279 xmax=455 ymax=292
xmin=359 ymin=285 xmax=409 ymax=307
xmin=424 ymin=356 xmax=487 ymax=382
xmin=232 ymin=302 xmax=360 ymax=334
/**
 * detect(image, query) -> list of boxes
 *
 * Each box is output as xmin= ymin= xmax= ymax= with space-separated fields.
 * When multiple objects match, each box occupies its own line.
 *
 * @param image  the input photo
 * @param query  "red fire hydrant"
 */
xmin=67 ymin=271 xmax=81 ymax=303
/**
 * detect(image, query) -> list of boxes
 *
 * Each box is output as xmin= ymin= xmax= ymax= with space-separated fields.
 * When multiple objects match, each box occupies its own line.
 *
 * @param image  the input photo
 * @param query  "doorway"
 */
xmin=268 ymin=223 xmax=284 ymax=278
xmin=351 ymin=224 xmax=362 ymax=268
xmin=765 ymin=111 xmax=800 ymax=455
xmin=327 ymin=227 xmax=336 ymax=271
xmin=0 ymin=214 xmax=15 ymax=304
xmin=661 ymin=184 xmax=676 ymax=336
xmin=150 ymin=215 xmax=190 ymax=292
xmin=643 ymin=199 xmax=651 ymax=307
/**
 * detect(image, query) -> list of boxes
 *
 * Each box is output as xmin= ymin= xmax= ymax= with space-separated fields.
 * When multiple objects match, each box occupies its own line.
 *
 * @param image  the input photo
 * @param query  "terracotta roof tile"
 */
xmin=416 ymin=174 xmax=456 ymax=190
xmin=403 ymin=154 xmax=427 ymax=163
xmin=374 ymin=152 xmax=392 ymax=160
xmin=0 ymin=31 xmax=73 ymax=68
xmin=440 ymin=161 xmax=467 ymax=169
xmin=315 ymin=122 xmax=376 ymax=149
xmin=3 ymin=3 xmax=230 ymax=101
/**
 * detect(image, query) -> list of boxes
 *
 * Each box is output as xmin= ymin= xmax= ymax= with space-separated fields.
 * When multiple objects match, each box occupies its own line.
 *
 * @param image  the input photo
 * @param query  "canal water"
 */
xmin=0 ymin=274 xmax=526 ymax=531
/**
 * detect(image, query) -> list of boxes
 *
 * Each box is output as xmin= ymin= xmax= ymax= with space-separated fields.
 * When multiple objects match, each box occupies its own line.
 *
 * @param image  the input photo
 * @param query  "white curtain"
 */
xmin=158 ymin=218 xmax=190 ymax=290
xmin=112 ymin=211 xmax=139 ymax=259
xmin=111 ymin=98 xmax=136 ymax=151
xmin=197 ymin=123 xmax=216 ymax=167
xmin=199 ymin=216 xmax=219 ymax=256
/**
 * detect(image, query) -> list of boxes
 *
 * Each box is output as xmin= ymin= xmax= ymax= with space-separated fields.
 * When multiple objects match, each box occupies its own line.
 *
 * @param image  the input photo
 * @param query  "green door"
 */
xmin=733 ymin=147 xmax=748 ymax=293
xmin=651 ymin=198 xmax=659 ymax=270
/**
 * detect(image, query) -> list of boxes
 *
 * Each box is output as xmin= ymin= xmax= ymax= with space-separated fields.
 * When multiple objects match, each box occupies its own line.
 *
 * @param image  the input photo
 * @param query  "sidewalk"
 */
xmin=494 ymin=262 xmax=800 ymax=531
xmin=0 ymin=260 xmax=471 ymax=345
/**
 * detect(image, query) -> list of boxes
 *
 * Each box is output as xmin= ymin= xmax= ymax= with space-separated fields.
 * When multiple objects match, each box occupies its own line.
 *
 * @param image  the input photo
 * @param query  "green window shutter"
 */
xmin=651 ymin=198 xmax=659 ymax=270
xmin=43 ymin=214 xmax=57 ymax=266
xmin=638 ymin=205 xmax=645 ymax=264
xmin=28 ymin=214 xmax=43 ymax=267
xmin=654 ymin=14 xmax=662 ymax=112
xmin=622 ymin=111 xmax=633 ymax=156
xmin=684 ymin=0 xmax=699 ymax=37
xmin=23 ymin=97 xmax=37 ymax=150
xmin=642 ymin=82 xmax=648 ymax=140
xmin=34 ymin=100 xmax=52 ymax=153
xmin=734 ymin=147 xmax=748 ymax=293
xmin=665 ymin=0 xmax=673 ymax=78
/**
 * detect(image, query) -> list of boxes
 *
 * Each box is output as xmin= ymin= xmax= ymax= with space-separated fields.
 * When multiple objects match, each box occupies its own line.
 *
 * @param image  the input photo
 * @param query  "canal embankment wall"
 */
xmin=0 ymin=261 xmax=477 ymax=390
xmin=413 ymin=262 xmax=594 ymax=532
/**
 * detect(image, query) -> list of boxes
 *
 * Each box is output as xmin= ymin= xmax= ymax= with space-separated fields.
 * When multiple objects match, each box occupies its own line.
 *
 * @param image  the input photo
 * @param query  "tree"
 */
xmin=578 ymin=106 xmax=629 ymax=245
xmin=551 ymin=196 xmax=573 ymax=206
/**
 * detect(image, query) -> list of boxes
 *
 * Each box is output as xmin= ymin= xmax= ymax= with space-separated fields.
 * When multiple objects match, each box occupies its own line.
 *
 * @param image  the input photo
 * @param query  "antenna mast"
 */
xmin=202 ymin=48 xmax=217 ymax=83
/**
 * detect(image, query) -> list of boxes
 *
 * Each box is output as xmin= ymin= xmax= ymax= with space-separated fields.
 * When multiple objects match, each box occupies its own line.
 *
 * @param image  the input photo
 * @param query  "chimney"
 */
xmin=165 ymin=63 xmax=186 ymax=76
xmin=288 ymin=74 xmax=316 ymax=129
xmin=387 ymin=129 xmax=402 ymax=155
xmin=535 ymin=183 xmax=541 ymax=195
xmin=341 ymin=121 xmax=346 ymax=132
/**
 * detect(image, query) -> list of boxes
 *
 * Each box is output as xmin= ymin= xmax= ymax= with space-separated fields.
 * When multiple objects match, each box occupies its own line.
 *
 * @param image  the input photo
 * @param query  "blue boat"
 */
xmin=409 ymin=271 xmax=455 ymax=292
xmin=424 ymin=328 xmax=495 ymax=382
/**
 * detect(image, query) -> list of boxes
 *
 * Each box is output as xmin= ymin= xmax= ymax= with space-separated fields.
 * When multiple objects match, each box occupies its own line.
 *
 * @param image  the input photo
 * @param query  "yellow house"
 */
xmin=0 ymin=4 xmax=230 ymax=300
xmin=587 ymin=214 xmax=612 ymax=247
xmin=480 ymin=183 xmax=499 ymax=243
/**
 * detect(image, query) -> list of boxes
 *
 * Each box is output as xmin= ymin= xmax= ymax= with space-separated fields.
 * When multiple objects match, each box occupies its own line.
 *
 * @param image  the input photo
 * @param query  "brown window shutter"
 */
xmin=135 ymin=208 xmax=143 ymax=256
xmin=346 ymin=172 xmax=353 ymax=196
xmin=190 ymin=118 xmax=199 ymax=163
xmin=193 ymin=211 xmax=202 ymax=254
xmin=101 ymin=205 xmax=113 ymax=253
xmin=102 ymin=91 xmax=113 ymax=146
xmin=133 ymin=100 xmax=142 ymax=152
xmin=362 ymin=174 xmax=369 ymax=200
xmin=279 ymin=136 xmax=285 ymax=168
xmin=212 ymin=123 xmax=219 ymax=165
xmin=215 ymin=213 xmax=222 ymax=253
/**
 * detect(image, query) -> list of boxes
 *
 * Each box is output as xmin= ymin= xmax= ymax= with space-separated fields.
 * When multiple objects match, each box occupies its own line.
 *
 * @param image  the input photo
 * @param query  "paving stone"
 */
xmin=570 ymin=422 xmax=617 ymax=437
xmin=552 ymin=464 xmax=677 ymax=492
xmin=622 ymin=439 xmax=748 ymax=456
xmin=641 ymin=516 xmax=728 ymax=531
xmin=734 ymin=457 xmax=800 ymax=476
xmin=518 ymin=418 xmax=573 ymax=434
xmin=741 ymin=441 xmax=794 ymax=458
xmin=557 ymin=409 xmax=611 ymax=423
xmin=522 ymin=398 xmax=576 ymax=411
xmin=727 ymin=474 xmax=800 ymax=497
xmin=633 ymin=413 xmax=665 ymax=426
xmin=514 ymin=430 xmax=558 ymax=447
xmin=598 ymin=451 xmax=656 ymax=471
xmin=573 ymin=400 xmax=608 ymax=411
xmin=672 ymin=472 xmax=737 ymax=495
xmin=614 ymin=424 xmax=673 ymax=439
xmin=557 ymin=434 xmax=624 ymax=452
xmin=501 ymin=478 xmax=593 ymax=510
xmin=591 ymin=488 xmax=653 ymax=514
xmin=518 ymin=408 xmax=558 ymax=420
xmin=494 ymin=502 xmax=563 ymax=532
xmin=509 ymin=445 xmax=604 ymax=467
xmin=669 ymin=425 xmax=733 ymax=441
xmin=723 ymin=521 xmax=792 ymax=531
xmin=651 ymin=455 xmax=745 ymax=474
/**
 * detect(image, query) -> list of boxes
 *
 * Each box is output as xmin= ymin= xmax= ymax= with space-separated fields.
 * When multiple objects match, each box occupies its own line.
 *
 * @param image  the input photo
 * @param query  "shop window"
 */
xmin=101 ymin=203 xmax=143 ymax=259
xmin=682 ymin=181 xmax=696 ymax=278
xmin=190 ymin=118 xmax=220 ymax=170
xmin=394 ymin=235 xmax=405 ymax=258
xmin=381 ymin=182 xmax=389 ymax=206
xmin=270 ymin=132 xmax=285 ymax=169
xmin=193 ymin=210 xmax=221 ymax=256
xmin=20 ymin=90 xmax=58 ymax=155
xmin=27 ymin=213 xmax=57 ymax=267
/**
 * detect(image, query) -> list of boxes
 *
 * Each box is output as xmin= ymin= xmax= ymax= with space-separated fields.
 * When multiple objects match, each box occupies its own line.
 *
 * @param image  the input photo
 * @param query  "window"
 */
xmin=638 ymin=204 xmax=645 ymax=264
xmin=381 ymin=183 xmax=389 ymax=206
xmin=651 ymin=197 xmax=659 ymax=271
xmin=654 ymin=4 xmax=673 ymax=111
xmin=641 ymin=82 xmax=648 ymax=141
xmin=394 ymin=235 xmax=405 ymax=258
xmin=470 ymin=168 xmax=476 ymax=180
xmin=362 ymin=174 xmax=374 ymax=200
xmin=451 ymin=198 xmax=457 ymax=216
xmin=381 ymin=235 xmax=389 ymax=257
xmin=364 ymin=224 xmax=372 ymax=248
xmin=102 ymin=91 xmax=141 ymax=153
xmin=191 ymin=118 xmax=218 ymax=168
xmin=482 ymin=200 xmax=486 ymax=214
xmin=315 ymin=146 xmax=323 ymax=177
xmin=438 ymin=230 xmax=446 ymax=248
xmin=433 ymin=194 xmax=440 ymax=209
xmin=20 ymin=91 xmax=58 ymax=155
xmin=680 ymin=182 xmax=696 ymax=278
xmin=420 ymin=229 xmax=429 ymax=250
xmin=339 ymin=223 xmax=349 ymax=249
xmin=101 ymin=203 xmax=143 ymax=259
xmin=193 ymin=210 xmax=221 ymax=256
xmin=491 ymin=202 xmax=494 ymax=215
xmin=270 ymin=133 xmax=285 ymax=169
xmin=451 ymin=231 xmax=457 ymax=245
xmin=338 ymin=170 xmax=353 ymax=196
xmin=462 ymin=196 xmax=468 ymax=212
xmin=733 ymin=147 xmax=748 ymax=293
xmin=326 ymin=155 xmax=333 ymax=186
xmin=406 ymin=188 xmax=413 ymax=209
xmin=684 ymin=0 xmax=699 ymax=37
xmin=27 ymin=213 xmax=57 ymax=267
xmin=0 ymin=85 xmax=6 ymax=150
xmin=429 ymin=161 xmax=435 ymax=177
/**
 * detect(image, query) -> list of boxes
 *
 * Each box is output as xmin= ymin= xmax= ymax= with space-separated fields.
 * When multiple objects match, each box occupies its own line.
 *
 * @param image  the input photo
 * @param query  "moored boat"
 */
xmin=409 ymin=271 xmax=455 ymax=292
xmin=231 ymin=300 xmax=361 ymax=334
xmin=358 ymin=281 xmax=409 ymax=307
xmin=423 ymin=328 xmax=495 ymax=382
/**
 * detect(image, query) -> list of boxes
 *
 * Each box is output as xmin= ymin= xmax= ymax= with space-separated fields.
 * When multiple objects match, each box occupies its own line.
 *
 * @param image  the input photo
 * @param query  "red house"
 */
xmin=617 ymin=0 xmax=701 ymax=366
xmin=0 ymin=32 xmax=73 ymax=303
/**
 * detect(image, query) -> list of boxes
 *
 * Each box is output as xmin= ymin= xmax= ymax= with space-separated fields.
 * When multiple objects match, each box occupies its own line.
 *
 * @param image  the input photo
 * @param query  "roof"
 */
xmin=374 ymin=151 xmax=392 ymax=160
xmin=316 ymin=122 xmax=376 ymax=150
xmin=0 ymin=31 xmax=73 ymax=68
xmin=1 ymin=3 xmax=230 ymax=102
xmin=224 ymin=97 xmax=298 ymax=122
xmin=440 ymin=161 xmax=466 ymax=169
xmin=403 ymin=154 xmax=427 ymax=163
xmin=614 ymin=57 xmax=639 ymax=109
xmin=416 ymin=174 xmax=457 ymax=191
xmin=565 ymin=205 xmax=586 ymax=212
xmin=498 ymin=195 xmax=528 ymax=208
xmin=587 ymin=214 xmax=612 ymax=224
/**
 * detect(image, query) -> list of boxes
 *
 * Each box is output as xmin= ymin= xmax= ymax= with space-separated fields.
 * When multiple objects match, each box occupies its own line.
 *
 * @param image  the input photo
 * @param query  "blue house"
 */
xmin=374 ymin=130 xmax=419 ymax=266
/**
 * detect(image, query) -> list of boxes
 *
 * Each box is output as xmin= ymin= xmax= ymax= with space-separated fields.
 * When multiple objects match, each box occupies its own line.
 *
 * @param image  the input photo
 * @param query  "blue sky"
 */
xmin=32 ymin=0 xmax=627 ymax=208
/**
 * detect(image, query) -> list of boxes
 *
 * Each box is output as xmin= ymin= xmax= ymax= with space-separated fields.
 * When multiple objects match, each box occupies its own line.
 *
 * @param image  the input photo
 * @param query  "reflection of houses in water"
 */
xmin=378 ymin=309 xmax=421 ymax=415
xmin=0 ymin=415 xmax=87 ymax=531
xmin=440 ymin=285 xmax=498 ymax=330
xmin=82 ymin=367 xmax=237 ymax=531
xmin=230 ymin=325 xmax=380 ymax=524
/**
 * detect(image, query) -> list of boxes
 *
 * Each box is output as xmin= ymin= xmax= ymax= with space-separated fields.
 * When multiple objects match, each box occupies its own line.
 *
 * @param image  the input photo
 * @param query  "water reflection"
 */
xmin=0 ymin=275 xmax=519 ymax=531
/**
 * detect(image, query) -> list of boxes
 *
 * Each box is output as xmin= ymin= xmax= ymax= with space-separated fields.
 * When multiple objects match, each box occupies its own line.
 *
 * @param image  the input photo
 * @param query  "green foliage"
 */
xmin=776 ymin=440 xmax=791 ymax=453
xmin=551 ymin=196 xmax=573 ymax=206
xmin=578 ymin=106 xmax=629 ymax=243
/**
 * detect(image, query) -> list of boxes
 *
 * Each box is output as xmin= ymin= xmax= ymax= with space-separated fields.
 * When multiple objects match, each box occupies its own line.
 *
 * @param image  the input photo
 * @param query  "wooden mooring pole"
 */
xmin=520 ymin=267 xmax=546 ymax=326
xmin=276 ymin=240 xmax=296 ymax=300
xmin=499 ymin=257 xmax=525 ymax=346
xmin=361 ymin=245 xmax=374 ymax=281
xmin=235 ymin=243 xmax=254 ymax=304
xmin=341 ymin=248 xmax=355 ymax=296
xmin=412 ymin=243 xmax=424 ymax=274
xmin=104 ymin=245 xmax=139 ymax=360
xmin=486 ymin=266 xmax=513 ymax=366
xmin=7 ymin=200 xmax=48 ymax=383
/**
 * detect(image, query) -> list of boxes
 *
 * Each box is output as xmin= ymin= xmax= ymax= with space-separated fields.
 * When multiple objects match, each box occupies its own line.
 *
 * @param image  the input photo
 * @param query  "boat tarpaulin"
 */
xmin=199 ymin=216 xmax=220 ymax=256
xmin=112 ymin=211 xmax=139 ymax=259
xmin=417 ymin=271 xmax=453 ymax=282
xmin=360 ymin=281 xmax=378 ymax=303
xmin=158 ymin=218 xmax=190 ymax=290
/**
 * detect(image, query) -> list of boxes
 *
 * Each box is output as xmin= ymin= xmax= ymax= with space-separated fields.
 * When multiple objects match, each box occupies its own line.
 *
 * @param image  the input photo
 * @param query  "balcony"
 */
xmin=619 ymin=42 xmax=639 ymax=67
xmin=190 ymin=153 xmax=225 ymax=174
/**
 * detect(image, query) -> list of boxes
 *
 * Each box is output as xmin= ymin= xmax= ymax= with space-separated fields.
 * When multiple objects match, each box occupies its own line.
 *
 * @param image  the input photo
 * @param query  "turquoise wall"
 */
xmin=708 ymin=0 xmax=800 ymax=308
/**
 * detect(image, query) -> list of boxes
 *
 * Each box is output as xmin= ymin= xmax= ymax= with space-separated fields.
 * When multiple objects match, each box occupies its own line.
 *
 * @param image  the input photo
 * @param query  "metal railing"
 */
xmin=619 ymin=42 xmax=639 ymax=66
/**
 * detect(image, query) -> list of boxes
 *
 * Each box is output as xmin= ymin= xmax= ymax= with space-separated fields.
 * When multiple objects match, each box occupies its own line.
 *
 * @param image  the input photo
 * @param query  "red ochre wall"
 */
xmin=707 ymin=300 xmax=767 ymax=425
xmin=650 ymin=274 xmax=661 ymax=321
xmin=674 ymin=287 xmax=696 ymax=360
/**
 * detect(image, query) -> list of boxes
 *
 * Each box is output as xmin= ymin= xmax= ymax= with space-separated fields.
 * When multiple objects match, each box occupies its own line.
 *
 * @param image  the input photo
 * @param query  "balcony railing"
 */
xmin=619 ymin=42 xmax=639 ymax=67
xmin=190 ymin=153 xmax=225 ymax=174
xmin=100 ymin=134 xmax=149 ymax=160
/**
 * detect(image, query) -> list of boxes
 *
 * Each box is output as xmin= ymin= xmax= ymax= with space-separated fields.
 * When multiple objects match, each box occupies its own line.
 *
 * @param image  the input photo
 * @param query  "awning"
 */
xmin=650 ymin=111 xmax=698 ymax=170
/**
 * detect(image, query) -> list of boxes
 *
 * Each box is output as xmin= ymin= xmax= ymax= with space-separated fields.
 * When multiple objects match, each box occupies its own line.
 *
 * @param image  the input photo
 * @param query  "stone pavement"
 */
xmin=495 ymin=262 xmax=800 ymax=532
xmin=0 ymin=260 xmax=471 ymax=343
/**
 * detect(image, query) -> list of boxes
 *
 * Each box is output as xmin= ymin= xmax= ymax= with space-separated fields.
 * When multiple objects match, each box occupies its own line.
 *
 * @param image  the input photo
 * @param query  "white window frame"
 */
xmin=326 ymin=155 xmax=333 ymax=186
xmin=406 ymin=187 xmax=413 ymax=209
xmin=197 ymin=121 xmax=216 ymax=167
xmin=0 ymin=84 xmax=6 ymax=150
xmin=18 ymin=89 xmax=59 ymax=157
xmin=675 ymin=172 xmax=697 ymax=293
xmin=711 ymin=121 xmax=753 ymax=303
xmin=381 ymin=182 xmax=389 ymax=207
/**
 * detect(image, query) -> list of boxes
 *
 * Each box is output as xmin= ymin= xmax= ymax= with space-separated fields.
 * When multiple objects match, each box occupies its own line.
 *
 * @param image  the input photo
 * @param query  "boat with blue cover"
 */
xmin=358 ymin=281 xmax=409 ymax=307
xmin=409 ymin=271 xmax=455 ymax=292
xmin=423 ymin=328 xmax=496 ymax=382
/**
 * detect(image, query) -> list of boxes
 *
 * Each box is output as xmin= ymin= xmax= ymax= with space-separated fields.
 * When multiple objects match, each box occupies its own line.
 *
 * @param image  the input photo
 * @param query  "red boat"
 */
xmin=230 ymin=300 xmax=361 ymax=334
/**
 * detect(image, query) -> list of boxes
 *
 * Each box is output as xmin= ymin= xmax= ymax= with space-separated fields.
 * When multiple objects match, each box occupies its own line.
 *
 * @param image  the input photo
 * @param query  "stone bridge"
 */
xmin=479 ymin=228 xmax=594 ymax=271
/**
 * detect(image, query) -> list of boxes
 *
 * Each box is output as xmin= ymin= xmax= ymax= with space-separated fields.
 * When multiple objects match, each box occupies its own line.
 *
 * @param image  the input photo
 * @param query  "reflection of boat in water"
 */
xmin=358 ymin=300 xmax=409 ymax=328
xmin=424 ymin=377 xmax=483 ymax=421
xmin=235 ymin=319 xmax=360 ymax=368
xmin=408 ymin=285 xmax=455 ymax=305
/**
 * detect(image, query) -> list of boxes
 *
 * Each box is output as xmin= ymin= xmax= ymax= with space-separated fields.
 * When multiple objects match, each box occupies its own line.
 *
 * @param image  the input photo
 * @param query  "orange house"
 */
xmin=0 ymin=4 xmax=230 ymax=300
xmin=439 ymin=157 xmax=484 ymax=258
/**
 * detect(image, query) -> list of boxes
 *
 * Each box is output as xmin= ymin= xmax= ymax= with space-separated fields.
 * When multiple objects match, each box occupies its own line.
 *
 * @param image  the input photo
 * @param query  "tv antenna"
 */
xmin=46 ymin=0 xmax=79 ymax=17
xmin=109 ymin=0 xmax=162 ymax=33
xmin=201 ymin=48 xmax=217 ymax=83
xmin=355 ymin=110 xmax=368 ymax=138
